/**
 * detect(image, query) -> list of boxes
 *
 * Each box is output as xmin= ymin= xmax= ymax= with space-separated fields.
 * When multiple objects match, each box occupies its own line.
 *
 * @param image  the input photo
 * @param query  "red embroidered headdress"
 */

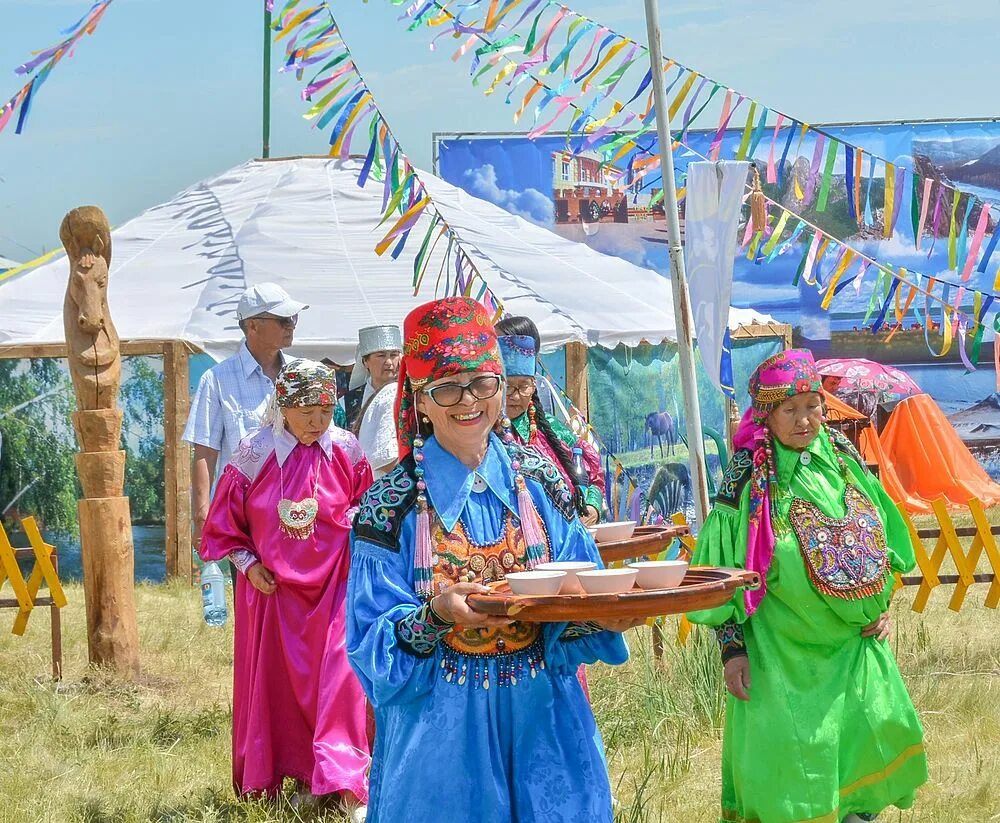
xmin=395 ymin=297 xmax=504 ymax=460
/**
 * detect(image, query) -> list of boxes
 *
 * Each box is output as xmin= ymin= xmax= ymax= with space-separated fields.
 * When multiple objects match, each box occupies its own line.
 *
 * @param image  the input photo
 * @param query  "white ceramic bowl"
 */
xmin=505 ymin=571 xmax=567 ymax=596
xmin=588 ymin=521 xmax=637 ymax=544
xmin=628 ymin=560 xmax=689 ymax=590
xmin=534 ymin=561 xmax=597 ymax=593
xmin=577 ymin=568 xmax=638 ymax=595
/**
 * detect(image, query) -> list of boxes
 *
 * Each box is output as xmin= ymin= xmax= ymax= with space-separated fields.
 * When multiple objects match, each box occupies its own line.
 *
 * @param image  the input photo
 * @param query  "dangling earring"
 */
xmin=527 ymin=401 xmax=538 ymax=443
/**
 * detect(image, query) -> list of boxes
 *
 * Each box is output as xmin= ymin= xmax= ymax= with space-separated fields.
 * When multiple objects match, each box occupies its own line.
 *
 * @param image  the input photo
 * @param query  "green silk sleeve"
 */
xmin=687 ymin=490 xmax=751 ymax=628
xmin=582 ymin=484 xmax=604 ymax=514
xmin=545 ymin=414 xmax=579 ymax=449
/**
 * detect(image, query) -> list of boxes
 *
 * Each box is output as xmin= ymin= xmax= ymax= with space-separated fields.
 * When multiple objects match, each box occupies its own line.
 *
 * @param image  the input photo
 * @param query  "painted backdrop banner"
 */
xmin=436 ymin=119 xmax=1000 ymax=415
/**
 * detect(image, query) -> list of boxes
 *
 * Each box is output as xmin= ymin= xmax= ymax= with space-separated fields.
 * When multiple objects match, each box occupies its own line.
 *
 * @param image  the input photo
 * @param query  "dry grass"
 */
xmin=0 ymin=577 xmax=998 ymax=822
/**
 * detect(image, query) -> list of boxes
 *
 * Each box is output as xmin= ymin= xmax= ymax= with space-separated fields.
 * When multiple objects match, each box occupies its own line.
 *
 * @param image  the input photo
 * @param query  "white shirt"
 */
xmin=182 ymin=342 xmax=286 ymax=476
xmin=357 ymin=381 xmax=398 ymax=478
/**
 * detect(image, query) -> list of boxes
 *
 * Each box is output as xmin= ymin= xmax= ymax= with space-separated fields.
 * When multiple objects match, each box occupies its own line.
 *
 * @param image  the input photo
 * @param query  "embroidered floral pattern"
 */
xmin=748 ymin=349 xmax=823 ymax=416
xmin=559 ymin=621 xmax=604 ymax=642
xmin=517 ymin=446 xmax=577 ymax=521
xmin=274 ymin=359 xmax=338 ymax=408
xmin=789 ymin=484 xmax=890 ymax=601
xmin=353 ymin=464 xmax=417 ymax=550
xmin=432 ymin=512 xmax=543 ymax=657
xmin=229 ymin=549 xmax=258 ymax=574
xmin=395 ymin=601 xmax=454 ymax=658
xmin=715 ymin=620 xmax=747 ymax=662
xmin=716 ymin=449 xmax=753 ymax=507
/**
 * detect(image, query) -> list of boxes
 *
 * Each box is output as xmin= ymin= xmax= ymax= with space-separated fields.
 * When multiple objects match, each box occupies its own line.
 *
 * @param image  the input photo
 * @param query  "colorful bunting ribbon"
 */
xmin=0 ymin=1 xmax=116 ymax=138
xmin=274 ymin=0 xmax=505 ymax=313
xmin=394 ymin=0 xmax=999 ymax=337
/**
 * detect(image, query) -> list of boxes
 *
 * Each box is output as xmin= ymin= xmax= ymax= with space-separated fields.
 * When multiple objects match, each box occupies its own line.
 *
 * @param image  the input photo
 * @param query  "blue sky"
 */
xmin=1 ymin=0 xmax=998 ymax=262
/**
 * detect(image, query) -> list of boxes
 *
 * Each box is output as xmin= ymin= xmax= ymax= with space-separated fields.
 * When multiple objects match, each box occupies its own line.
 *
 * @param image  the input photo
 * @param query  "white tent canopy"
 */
xmin=0 ymin=255 xmax=19 ymax=270
xmin=0 ymin=157 xmax=772 ymax=363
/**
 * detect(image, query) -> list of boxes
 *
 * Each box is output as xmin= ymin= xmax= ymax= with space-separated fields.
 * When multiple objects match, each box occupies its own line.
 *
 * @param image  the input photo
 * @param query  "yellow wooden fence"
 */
xmin=0 ymin=516 xmax=67 ymax=678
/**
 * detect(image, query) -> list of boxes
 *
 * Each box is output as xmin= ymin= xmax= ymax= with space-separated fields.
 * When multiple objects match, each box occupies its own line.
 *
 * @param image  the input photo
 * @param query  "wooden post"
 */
xmin=564 ymin=342 xmax=590 ymax=419
xmin=163 ymin=341 xmax=192 ymax=583
xmin=61 ymin=205 xmax=140 ymax=676
xmin=78 ymin=498 xmax=139 ymax=673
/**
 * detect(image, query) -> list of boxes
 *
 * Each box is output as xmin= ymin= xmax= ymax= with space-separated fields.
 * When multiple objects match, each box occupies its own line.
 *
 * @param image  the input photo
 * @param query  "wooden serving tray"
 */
xmin=466 ymin=567 xmax=759 ymax=622
xmin=596 ymin=524 xmax=690 ymax=564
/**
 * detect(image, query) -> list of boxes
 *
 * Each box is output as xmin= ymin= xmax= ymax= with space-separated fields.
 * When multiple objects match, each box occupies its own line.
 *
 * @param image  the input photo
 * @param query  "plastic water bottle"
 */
xmin=200 ymin=561 xmax=228 ymax=627
xmin=571 ymin=447 xmax=589 ymax=515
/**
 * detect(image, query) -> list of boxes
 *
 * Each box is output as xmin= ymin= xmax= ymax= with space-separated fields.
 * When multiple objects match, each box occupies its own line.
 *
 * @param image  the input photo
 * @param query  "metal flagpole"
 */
xmin=642 ymin=0 xmax=711 ymax=526
xmin=262 ymin=3 xmax=273 ymax=159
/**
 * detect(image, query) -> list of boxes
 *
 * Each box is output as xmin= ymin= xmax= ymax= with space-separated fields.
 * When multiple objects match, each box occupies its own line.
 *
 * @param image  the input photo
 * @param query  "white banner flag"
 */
xmin=685 ymin=161 xmax=750 ymax=398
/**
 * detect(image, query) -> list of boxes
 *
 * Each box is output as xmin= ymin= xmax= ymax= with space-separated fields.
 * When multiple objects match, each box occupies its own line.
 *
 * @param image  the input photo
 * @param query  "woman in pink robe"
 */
xmin=200 ymin=359 xmax=372 ymax=816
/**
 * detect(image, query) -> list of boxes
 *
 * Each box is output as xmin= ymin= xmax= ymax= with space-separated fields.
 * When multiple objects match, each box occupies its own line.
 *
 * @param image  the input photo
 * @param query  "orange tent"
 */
xmin=823 ymin=392 xmax=931 ymax=514
xmin=880 ymin=393 xmax=1000 ymax=509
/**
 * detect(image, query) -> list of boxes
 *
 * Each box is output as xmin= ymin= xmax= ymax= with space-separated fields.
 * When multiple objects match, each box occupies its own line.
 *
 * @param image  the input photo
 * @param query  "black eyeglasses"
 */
xmin=424 ymin=374 xmax=502 ymax=407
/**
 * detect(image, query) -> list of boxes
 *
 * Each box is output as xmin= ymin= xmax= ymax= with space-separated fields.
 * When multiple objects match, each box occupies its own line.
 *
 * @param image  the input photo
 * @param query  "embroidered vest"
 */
xmin=788 ymin=483 xmax=889 ymax=600
xmin=432 ymin=512 xmax=545 ymax=658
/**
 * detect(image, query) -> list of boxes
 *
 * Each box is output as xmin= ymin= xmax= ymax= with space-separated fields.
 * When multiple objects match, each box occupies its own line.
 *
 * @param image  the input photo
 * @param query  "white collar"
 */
xmin=273 ymin=423 xmax=334 ymax=467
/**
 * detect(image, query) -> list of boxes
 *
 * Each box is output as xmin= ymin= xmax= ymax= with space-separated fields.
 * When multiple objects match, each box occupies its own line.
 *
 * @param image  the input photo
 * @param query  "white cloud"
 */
xmin=462 ymin=164 xmax=554 ymax=226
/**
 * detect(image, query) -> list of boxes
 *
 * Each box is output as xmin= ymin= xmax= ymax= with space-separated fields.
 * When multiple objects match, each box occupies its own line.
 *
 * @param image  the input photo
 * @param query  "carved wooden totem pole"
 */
xmin=62 ymin=206 xmax=140 ymax=675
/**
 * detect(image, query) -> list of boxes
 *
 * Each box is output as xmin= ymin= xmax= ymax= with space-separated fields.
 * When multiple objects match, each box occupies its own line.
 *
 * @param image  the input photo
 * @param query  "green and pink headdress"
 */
xmin=734 ymin=349 xmax=823 ymax=614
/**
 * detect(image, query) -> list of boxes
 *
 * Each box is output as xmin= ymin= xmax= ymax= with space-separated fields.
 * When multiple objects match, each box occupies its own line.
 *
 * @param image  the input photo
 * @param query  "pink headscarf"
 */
xmin=735 ymin=349 xmax=823 ymax=615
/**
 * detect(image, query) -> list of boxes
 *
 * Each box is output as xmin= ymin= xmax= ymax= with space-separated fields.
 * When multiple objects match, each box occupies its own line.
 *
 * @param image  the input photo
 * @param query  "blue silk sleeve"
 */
xmin=346 ymin=532 xmax=439 ymax=708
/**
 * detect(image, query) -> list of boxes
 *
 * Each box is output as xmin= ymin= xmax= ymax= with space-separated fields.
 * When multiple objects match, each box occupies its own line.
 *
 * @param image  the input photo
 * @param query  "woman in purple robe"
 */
xmin=200 ymin=359 xmax=372 ymax=819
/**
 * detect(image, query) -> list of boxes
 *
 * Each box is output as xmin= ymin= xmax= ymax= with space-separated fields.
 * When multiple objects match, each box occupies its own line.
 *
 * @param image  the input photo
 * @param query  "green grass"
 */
xmin=1 ymin=579 xmax=998 ymax=822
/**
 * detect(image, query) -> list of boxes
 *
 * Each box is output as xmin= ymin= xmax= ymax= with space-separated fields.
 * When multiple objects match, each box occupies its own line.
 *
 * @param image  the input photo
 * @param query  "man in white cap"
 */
xmin=183 ymin=282 xmax=308 ymax=546
xmin=350 ymin=324 xmax=402 ymax=479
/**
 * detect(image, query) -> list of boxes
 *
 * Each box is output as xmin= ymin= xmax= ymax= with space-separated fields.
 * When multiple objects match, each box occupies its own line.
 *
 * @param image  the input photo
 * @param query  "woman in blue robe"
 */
xmin=347 ymin=297 xmax=636 ymax=823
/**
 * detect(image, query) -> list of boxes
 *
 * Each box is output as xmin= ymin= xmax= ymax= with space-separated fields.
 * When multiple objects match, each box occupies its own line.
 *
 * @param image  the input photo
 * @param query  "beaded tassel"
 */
xmin=515 ymin=475 xmax=548 ymax=569
xmin=502 ymin=415 xmax=548 ymax=569
xmin=413 ymin=436 xmax=435 ymax=599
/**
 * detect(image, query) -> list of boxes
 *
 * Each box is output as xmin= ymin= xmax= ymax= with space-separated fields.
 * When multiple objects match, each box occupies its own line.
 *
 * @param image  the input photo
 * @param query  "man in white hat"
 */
xmin=349 ymin=324 xmax=402 ymax=479
xmin=183 ymin=283 xmax=308 ymax=547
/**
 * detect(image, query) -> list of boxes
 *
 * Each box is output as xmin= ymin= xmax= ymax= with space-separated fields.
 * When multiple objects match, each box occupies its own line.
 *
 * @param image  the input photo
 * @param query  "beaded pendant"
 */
xmin=277 ymin=496 xmax=319 ymax=540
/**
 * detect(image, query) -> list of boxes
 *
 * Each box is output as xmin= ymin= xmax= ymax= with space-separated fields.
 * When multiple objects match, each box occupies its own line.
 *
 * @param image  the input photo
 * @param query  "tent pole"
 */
xmin=262 ymin=4 xmax=272 ymax=159
xmin=642 ymin=0 xmax=711 ymax=527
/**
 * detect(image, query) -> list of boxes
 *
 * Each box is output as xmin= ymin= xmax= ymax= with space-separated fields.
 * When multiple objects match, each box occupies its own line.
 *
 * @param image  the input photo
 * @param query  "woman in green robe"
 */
xmin=689 ymin=349 xmax=927 ymax=823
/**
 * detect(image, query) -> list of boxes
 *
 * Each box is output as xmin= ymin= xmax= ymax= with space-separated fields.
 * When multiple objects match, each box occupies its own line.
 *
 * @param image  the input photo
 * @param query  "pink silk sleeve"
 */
xmin=579 ymin=438 xmax=605 ymax=493
xmin=348 ymin=455 xmax=374 ymax=522
xmin=199 ymin=464 xmax=256 ymax=564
